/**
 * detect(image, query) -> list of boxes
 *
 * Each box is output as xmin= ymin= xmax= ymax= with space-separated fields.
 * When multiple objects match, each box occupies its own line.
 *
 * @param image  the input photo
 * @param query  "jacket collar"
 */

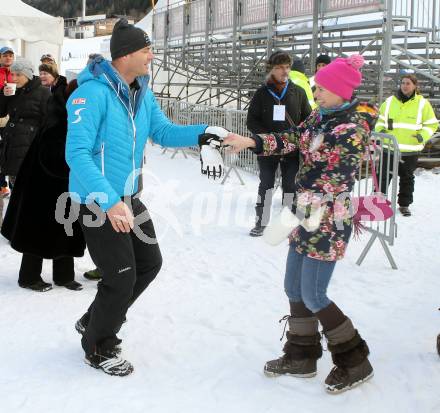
xmin=395 ymin=89 xmax=416 ymax=103
xmin=50 ymin=75 xmax=67 ymax=93
xmin=78 ymin=56 xmax=149 ymax=117
xmin=20 ymin=76 xmax=41 ymax=94
xmin=319 ymin=99 xmax=359 ymax=120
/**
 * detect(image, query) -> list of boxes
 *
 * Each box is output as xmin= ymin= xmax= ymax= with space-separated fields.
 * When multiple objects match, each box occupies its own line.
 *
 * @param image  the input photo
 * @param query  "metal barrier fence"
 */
xmin=156 ymin=97 xmax=400 ymax=268
xmin=156 ymin=97 xmax=257 ymax=179
xmin=153 ymin=0 xmax=439 ymax=44
xmin=353 ymin=132 xmax=400 ymax=269
xmin=152 ymin=0 xmax=386 ymax=44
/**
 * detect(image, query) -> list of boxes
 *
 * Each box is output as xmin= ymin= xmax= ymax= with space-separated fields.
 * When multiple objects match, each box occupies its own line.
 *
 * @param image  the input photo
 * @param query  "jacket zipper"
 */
xmin=103 ymin=73 xmax=138 ymax=193
xmin=131 ymin=90 xmax=138 ymax=193
xmin=101 ymin=142 xmax=105 ymax=175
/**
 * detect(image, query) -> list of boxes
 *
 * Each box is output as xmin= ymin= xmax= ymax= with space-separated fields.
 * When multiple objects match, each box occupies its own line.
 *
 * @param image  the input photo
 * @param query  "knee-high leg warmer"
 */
xmin=325 ymin=318 xmax=370 ymax=368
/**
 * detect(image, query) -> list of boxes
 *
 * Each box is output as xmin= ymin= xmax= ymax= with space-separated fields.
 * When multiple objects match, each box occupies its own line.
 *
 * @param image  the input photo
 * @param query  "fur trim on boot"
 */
xmin=283 ymin=332 xmax=323 ymax=360
xmin=328 ymin=331 xmax=370 ymax=368
xmin=264 ymin=316 xmax=322 ymax=377
xmin=324 ymin=318 xmax=373 ymax=394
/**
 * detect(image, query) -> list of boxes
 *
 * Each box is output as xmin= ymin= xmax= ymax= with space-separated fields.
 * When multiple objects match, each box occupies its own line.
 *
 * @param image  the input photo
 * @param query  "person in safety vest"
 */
xmin=289 ymin=58 xmax=316 ymax=110
xmin=375 ymin=74 xmax=438 ymax=216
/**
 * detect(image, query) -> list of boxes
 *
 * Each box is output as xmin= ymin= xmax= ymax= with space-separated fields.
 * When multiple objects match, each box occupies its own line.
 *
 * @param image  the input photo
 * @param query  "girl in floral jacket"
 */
xmin=225 ymin=55 xmax=377 ymax=394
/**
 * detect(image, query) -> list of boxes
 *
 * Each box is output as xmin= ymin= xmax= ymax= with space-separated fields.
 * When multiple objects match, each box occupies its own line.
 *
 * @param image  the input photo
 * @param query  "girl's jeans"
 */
xmin=284 ymin=246 xmax=336 ymax=313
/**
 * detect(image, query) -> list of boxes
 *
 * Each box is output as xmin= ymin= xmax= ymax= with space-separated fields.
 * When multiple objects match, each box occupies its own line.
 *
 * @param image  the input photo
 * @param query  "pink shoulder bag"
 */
xmin=351 ymin=142 xmax=394 ymax=234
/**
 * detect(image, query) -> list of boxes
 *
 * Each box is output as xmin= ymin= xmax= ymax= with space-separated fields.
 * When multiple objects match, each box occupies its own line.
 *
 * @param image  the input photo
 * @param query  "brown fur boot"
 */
xmin=324 ymin=318 xmax=373 ymax=394
xmin=264 ymin=316 xmax=322 ymax=378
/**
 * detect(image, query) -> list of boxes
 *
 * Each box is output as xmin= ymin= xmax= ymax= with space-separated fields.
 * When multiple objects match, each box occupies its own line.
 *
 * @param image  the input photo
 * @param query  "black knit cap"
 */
xmin=110 ymin=18 xmax=151 ymax=60
xmin=316 ymin=54 xmax=331 ymax=67
xmin=291 ymin=57 xmax=305 ymax=74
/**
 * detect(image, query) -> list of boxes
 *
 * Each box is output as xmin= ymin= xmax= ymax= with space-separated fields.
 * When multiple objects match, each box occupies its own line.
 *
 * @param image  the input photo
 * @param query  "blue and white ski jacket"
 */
xmin=66 ymin=57 xmax=207 ymax=211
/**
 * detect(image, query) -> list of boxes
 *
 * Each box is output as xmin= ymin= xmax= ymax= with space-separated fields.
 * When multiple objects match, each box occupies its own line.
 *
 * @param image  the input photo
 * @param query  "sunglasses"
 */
xmin=41 ymin=54 xmax=55 ymax=61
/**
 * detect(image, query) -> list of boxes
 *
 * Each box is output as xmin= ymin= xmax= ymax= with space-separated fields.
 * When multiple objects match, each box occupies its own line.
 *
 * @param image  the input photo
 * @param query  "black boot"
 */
xmin=75 ymin=312 xmax=90 ymax=335
xmin=85 ymin=341 xmax=133 ymax=377
xmin=324 ymin=318 xmax=373 ymax=394
xmin=56 ymin=280 xmax=83 ymax=291
xmin=19 ymin=280 xmax=52 ymax=292
xmin=437 ymin=334 xmax=440 ymax=357
xmin=249 ymin=223 xmax=265 ymax=237
xmin=399 ymin=206 xmax=411 ymax=217
xmin=264 ymin=316 xmax=322 ymax=377
xmin=250 ymin=207 xmax=266 ymax=237
xmin=75 ymin=311 xmax=126 ymax=353
xmin=76 ymin=312 xmax=123 ymax=356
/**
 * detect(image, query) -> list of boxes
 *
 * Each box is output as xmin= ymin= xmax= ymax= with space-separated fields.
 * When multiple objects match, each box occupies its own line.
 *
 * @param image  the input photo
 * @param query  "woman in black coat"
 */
xmin=0 ymin=60 xmax=50 ymax=184
xmin=1 ymin=63 xmax=85 ymax=292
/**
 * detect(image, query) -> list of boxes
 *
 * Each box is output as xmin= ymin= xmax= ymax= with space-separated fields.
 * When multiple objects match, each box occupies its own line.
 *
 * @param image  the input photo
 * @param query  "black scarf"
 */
xmin=396 ymin=89 xmax=415 ymax=103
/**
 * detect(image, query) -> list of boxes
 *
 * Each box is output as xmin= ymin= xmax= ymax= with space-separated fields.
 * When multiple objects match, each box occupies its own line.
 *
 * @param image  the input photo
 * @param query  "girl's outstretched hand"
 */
xmin=223 ymin=133 xmax=256 ymax=153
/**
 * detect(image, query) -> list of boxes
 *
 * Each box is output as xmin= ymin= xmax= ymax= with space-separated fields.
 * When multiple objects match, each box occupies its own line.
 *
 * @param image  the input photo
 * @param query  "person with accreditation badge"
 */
xmin=246 ymin=51 xmax=311 ymax=237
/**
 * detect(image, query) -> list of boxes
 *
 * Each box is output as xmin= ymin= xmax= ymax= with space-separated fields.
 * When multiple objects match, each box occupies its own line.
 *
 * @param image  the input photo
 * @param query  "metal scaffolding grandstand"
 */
xmin=151 ymin=0 xmax=440 ymax=111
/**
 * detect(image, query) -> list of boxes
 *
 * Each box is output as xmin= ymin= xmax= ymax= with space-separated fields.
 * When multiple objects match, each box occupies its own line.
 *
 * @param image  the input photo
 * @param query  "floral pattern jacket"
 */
xmin=252 ymin=101 xmax=378 ymax=261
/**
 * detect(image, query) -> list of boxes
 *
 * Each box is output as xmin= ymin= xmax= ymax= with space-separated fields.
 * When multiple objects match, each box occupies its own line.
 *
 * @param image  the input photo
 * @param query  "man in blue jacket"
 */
xmin=66 ymin=19 xmax=226 ymax=376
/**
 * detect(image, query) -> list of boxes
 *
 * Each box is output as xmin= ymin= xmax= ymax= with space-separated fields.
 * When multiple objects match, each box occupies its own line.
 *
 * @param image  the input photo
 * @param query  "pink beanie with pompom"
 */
xmin=314 ymin=54 xmax=364 ymax=100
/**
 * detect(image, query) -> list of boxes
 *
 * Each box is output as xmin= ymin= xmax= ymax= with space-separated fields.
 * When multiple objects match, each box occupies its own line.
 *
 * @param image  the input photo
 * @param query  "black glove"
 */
xmin=198 ymin=126 xmax=229 ymax=147
xmin=198 ymin=133 xmax=223 ymax=149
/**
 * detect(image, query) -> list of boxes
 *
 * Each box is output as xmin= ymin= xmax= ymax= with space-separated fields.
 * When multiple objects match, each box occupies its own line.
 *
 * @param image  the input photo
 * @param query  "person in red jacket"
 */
xmin=0 ymin=47 xmax=14 ymax=197
xmin=0 ymin=47 xmax=14 ymax=88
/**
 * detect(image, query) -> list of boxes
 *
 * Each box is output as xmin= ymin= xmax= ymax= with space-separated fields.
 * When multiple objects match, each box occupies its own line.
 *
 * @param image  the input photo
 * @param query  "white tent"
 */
xmin=0 ymin=0 xmax=64 ymax=69
xmin=136 ymin=11 xmax=153 ymax=34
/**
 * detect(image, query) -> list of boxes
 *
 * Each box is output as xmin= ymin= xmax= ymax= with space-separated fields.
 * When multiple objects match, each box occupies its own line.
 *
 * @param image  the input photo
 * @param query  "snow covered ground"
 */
xmin=60 ymin=36 xmax=110 ymax=79
xmin=1 ymin=145 xmax=440 ymax=413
